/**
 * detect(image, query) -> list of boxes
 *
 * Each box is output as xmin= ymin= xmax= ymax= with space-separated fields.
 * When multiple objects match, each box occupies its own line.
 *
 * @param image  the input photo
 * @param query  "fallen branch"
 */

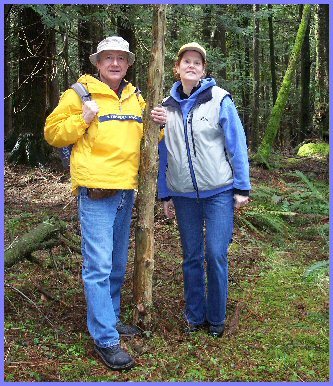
xmin=35 ymin=284 xmax=71 ymax=308
xmin=59 ymin=234 xmax=81 ymax=254
xmin=5 ymin=283 xmax=57 ymax=330
xmin=5 ymin=217 xmax=67 ymax=268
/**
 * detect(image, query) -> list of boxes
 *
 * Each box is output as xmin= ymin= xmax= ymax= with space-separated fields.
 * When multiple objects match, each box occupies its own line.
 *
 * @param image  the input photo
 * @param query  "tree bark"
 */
xmin=62 ymin=32 xmax=70 ymax=90
xmin=45 ymin=11 xmax=60 ymax=118
xmin=7 ymin=6 xmax=50 ymax=166
xmin=212 ymin=8 xmax=227 ymax=82
xmin=255 ymin=4 xmax=311 ymax=167
xmin=78 ymin=8 xmax=93 ymax=75
xmin=251 ymin=4 xmax=260 ymax=151
xmin=16 ymin=7 xmax=47 ymax=133
xmin=169 ymin=5 xmax=179 ymax=41
xmin=268 ymin=4 xmax=277 ymax=105
xmin=240 ymin=7 xmax=251 ymax=144
xmin=299 ymin=4 xmax=311 ymax=143
xmin=202 ymin=5 xmax=213 ymax=42
xmin=78 ymin=5 xmax=103 ymax=75
xmin=117 ymin=5 xmax=137 ymax=84
xmin=133 ymin=4 xmax=166 ymax=329
xmin=4 ymin=5 xmax=13 ymax=140
xmin=313 ymin=4 xmax=329 ymax=140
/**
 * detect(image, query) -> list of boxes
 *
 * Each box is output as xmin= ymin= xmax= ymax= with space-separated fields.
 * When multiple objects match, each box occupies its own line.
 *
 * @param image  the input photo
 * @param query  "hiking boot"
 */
xmin=209 ymin=324 xmax=225 ymax=337
xmin=184 ymin=322 xmax=207 ymax=334
xmin=116 ymin=321 xmax=141 ymax=337
xmin=94 ymin=344 xmax=135 ymax=370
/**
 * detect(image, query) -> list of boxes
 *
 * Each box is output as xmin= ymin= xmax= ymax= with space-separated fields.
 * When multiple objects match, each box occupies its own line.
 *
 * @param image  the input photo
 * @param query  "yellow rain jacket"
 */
xmin=44 ymin=74 xmax=145 ymax=194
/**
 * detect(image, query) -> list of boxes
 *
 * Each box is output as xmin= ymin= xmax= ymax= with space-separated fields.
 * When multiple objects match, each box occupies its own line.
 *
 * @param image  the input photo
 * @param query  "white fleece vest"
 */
xmin=164 ymin=86 xmax=233 ymax=193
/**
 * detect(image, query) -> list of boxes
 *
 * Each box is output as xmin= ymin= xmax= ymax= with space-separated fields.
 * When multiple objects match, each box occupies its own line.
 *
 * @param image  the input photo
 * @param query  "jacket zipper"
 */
xmin=119 ymin=90 xmax=140 ymax=113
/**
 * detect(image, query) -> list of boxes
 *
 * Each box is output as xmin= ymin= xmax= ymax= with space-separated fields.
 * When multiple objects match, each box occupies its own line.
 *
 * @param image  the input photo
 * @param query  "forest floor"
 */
xmin=3 ymin=152 xmax=330 ymax=382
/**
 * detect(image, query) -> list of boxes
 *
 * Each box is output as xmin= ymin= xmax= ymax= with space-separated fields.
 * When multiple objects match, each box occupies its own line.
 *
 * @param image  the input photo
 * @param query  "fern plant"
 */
xmin=238 ymin=170 xmax=329 ymax=245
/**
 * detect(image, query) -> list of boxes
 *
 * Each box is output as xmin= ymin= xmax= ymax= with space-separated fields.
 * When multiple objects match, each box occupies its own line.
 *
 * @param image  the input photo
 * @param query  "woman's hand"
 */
xmin=234 ymin=194 xmax=249 ymax=209
xmin=151 ymin=105 xmax=167 ymax=125
xmin=163 ymin=199 xmax=175 ymax=219
xmin=82 ymin=101 xmax=99 ymax=124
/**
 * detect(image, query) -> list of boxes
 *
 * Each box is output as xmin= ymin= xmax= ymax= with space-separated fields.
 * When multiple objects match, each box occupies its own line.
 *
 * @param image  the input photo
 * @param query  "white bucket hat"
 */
xmin=89 ymin=36 xmax=135 ymax=66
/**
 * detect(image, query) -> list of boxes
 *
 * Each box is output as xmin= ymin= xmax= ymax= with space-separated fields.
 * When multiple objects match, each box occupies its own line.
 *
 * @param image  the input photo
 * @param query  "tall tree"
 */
xmin=133 ymin=4 xmax=167 ymax=329
xmin=299 ymin=4 xmax=311 ymax=143
xmin=78 ymin=5 xmax=103 ymax=75
xmin=45 ymin=6 xmax=59 ymax=118
xmin=212 ymin=9 xmax=227 ymax=82
xmin=202 ymin=5 xmax=213 ymax=42
xmin=251 ymin=4 xmax=260 ymax=150
xmin=168 ymin=6 xmax=179 ymax=41
xmin=8 ymin=6 xmax=49 ymax=165
xmin=239 ymin=6 xmax=251 ymax=141
xmin=61 ymin=31 xmax=70 ymax=91
xmin=4 ymin=5 xmax=13 ymax=139
xmin=117 ymin=5 xmax=137 ymax=83
xmin=255 ymin=4 xmax=312 ymax=166
xmin=313 ymin=4 xmax=329 ymax=140
xmin=268 ymin=4 xmax=277 ymax=104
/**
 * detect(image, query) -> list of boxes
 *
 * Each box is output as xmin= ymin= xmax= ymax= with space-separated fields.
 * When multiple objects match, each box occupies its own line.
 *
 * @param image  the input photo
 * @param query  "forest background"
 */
xmin=4 ymin=3 xmax=329 ymax=157
xmin=3 ymin=3 xmax=330 ymax=382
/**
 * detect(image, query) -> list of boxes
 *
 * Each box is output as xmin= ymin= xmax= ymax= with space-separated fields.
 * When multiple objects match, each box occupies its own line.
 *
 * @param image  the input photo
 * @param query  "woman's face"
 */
xmin=176 ymin=50 xmax=205 ymax=85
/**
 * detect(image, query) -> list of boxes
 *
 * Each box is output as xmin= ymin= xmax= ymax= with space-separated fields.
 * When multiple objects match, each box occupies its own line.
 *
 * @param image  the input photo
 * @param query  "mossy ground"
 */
xmin=4 ymin=155 xmax=329 ymax=382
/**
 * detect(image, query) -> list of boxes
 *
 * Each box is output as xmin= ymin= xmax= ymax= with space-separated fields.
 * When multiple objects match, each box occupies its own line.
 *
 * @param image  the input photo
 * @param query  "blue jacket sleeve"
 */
xmin=219 ymin=96 xmax=251 ymax=193
xmin=157 ymin=138 xmax=172 ymax=200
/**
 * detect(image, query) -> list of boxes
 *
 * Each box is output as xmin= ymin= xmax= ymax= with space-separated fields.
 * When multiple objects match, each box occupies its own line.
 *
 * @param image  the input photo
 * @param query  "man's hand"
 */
xmin=234 ymin=194 xmax=249 ymax=209
xmin=163 ymin=199 xmax=175 ymax=219
xmin=151 ymin=106 xmax=167 ymax=125
xmin=82 ymin=101 xmax=99 ymax=124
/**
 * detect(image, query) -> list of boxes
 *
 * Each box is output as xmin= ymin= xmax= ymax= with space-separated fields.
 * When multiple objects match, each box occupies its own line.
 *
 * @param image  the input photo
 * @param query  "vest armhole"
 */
xmin=220 ymin=94 xmax=233 ymax=106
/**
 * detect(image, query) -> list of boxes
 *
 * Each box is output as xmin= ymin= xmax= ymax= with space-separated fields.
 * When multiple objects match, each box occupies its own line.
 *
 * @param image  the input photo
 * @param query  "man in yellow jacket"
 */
xmin=45 ymin=36 xmax=145 ymax=370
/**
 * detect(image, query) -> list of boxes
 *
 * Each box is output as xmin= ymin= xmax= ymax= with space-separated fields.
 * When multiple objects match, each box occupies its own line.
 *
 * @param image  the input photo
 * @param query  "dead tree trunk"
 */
xmin=133 ymin=4 xmax=166 ymax=329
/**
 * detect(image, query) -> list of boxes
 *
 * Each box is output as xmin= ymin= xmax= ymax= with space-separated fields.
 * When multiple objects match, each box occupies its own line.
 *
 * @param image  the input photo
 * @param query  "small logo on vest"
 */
xmin=200 ymin=117 xmax=209 ymax=122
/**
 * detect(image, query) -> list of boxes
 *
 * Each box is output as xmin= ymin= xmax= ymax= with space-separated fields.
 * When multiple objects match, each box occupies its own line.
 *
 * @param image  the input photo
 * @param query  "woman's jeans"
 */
xmin=78 ymin=187 xmax=135 ymax=348
xmin=173 ymin=190 xmax=234 ymax=326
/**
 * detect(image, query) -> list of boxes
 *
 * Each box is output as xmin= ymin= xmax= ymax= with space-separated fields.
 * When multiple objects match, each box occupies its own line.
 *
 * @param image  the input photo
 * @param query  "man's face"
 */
xmin=96 ymin=50 xmax=130 ymax=89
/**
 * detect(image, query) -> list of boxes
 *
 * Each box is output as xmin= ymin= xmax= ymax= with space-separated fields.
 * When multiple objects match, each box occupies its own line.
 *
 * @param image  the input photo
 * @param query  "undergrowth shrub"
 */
xmin=239 ymin=170 xmax=329 ymax=249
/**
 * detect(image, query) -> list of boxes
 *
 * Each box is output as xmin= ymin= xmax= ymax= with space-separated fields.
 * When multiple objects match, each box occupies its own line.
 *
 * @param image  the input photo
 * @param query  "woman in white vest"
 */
xmin=151 ymin=42 xmax=251 ymax=337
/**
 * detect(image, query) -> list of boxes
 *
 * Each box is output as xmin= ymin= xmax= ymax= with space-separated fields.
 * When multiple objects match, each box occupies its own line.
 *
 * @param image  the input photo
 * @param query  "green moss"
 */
xmin=297 ymin=142 xmax=329 ymax=158
xmin=255 ymin=4 xmax=311 ymax=166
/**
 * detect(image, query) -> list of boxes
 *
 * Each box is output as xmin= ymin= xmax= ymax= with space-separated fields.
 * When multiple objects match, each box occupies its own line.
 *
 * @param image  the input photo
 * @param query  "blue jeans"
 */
xmin=172 ymin=190 xmax=234 ymax=326
xmin=78 ymin=188 xmax=135 ymax=348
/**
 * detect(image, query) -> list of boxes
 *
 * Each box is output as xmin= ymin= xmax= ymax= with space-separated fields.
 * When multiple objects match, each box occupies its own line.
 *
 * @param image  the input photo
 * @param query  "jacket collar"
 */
xmin=163 ymin=77 xmax=216 ymax=108
xmin=177 ymin=83 xmax=201 ymax=100
xmin=77 ymin=74 xmax=136 ymax=99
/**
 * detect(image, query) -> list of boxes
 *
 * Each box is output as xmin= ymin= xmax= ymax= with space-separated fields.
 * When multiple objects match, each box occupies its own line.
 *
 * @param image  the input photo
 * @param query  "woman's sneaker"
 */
xmin=94 ymin=344 xmax=135 ymax=370
xmin=209 ymin=324 xmax=225 ymax=337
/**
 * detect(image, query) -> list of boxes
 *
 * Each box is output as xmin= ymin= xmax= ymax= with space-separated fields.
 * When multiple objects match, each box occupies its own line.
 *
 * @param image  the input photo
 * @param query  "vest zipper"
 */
xmin=188 ymin=111 xmax=197 ymax=157
xmin=183 ymin=107 xmax=199 ymax=200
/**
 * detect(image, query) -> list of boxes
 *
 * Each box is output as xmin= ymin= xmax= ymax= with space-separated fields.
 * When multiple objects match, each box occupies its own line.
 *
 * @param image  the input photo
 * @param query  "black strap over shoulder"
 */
xmin=57 ymin=83 xmax=91 ymax=169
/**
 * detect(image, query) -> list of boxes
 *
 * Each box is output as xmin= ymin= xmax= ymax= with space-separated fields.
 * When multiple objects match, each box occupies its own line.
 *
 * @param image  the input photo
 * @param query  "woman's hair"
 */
xmin=173 ymin=51 xmax=206 ymax=80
